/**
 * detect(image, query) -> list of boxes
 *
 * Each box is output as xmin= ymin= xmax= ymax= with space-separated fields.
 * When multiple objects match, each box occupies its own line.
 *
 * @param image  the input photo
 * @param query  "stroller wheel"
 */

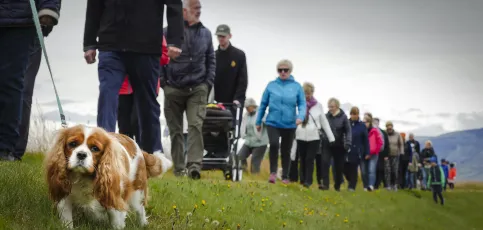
xmin=224 ymin=170 xmax=232 ymax=180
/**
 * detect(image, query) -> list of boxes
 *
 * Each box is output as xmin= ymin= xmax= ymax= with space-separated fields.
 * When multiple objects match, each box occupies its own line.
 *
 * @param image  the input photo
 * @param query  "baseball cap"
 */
xmin=215 ymin=24 xmax=231 ymax=36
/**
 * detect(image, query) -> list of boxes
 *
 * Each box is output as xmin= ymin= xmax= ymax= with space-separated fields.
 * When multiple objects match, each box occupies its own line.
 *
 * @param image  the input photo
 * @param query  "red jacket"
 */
xmin=368 ymin=127 xmax=383 ymax=155
xmin=119 ymin=36 xmax=169 ymax=95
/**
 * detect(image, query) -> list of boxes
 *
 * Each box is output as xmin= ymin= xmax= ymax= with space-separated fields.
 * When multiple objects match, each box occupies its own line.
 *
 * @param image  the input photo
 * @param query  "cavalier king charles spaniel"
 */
xmin=44 ymin=125 xmax=172 ymax=229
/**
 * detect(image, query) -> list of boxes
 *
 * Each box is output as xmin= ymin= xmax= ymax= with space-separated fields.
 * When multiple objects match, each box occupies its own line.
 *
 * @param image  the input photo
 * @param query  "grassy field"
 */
xmin=1 ymin=154 xmax=482 ymax=230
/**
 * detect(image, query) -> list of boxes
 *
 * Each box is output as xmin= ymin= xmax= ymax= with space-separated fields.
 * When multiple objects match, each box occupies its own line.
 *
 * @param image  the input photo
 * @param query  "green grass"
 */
xmin=1 ymin=154 xmax=482 ymax=230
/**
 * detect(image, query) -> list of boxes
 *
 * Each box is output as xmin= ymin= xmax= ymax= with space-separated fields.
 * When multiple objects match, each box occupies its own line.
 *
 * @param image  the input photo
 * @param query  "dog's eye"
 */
xmin=68 ymin=142 xmax=77 ymax=148
xmin=91 ymin=146 xmax=100 ymax=152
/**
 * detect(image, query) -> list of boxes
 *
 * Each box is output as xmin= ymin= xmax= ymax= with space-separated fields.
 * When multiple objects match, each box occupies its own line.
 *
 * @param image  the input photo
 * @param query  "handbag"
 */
xmin=308 ymin=113 xmax=329 ymax=154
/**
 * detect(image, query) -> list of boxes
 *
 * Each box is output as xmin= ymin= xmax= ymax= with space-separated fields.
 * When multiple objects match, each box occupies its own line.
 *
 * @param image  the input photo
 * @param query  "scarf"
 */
xmin=303 ymin=97 xmax=318 ymax=126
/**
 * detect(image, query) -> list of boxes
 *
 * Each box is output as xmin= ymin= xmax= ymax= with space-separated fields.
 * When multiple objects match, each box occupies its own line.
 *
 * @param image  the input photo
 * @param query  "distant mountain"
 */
xmin=416 ymin=128 xmax=483 ymax=181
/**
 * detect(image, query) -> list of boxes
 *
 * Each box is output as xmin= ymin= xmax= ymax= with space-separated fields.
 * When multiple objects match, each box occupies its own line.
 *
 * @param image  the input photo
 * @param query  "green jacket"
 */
xmin=427 ymin=165 xmax=446 ymax=188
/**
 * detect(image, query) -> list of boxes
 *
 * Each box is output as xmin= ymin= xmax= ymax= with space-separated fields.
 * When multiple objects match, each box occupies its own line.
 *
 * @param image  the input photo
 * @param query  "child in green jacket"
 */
xmin=427 ymin=156 xmax=445 ymax=205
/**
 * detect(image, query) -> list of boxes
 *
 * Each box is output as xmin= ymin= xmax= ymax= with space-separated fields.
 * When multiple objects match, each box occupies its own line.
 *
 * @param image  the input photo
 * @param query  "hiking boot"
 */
xmin=0 ymin=151 xmax=15 ymax=162
xmin=268 ymin=173 xmax=276 ymax=184
xmin=318 ymin=185 xmax=329 ymax=190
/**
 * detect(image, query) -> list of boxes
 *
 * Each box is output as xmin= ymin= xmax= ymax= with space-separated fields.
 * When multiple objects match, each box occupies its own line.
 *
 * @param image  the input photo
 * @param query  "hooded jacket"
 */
xmin=347 ymin=119 xmax=368 ymax=163
xmin=256 ymin=76 xmax=306 ymax=129
xmin=326 ymin=109 xmax=352 ymax=148
xmin=368 ymin=127 xmax=383 ymax=155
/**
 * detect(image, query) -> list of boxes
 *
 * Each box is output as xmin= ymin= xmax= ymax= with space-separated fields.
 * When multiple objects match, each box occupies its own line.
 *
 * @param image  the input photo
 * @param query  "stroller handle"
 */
xmin=216 ymin=102 xmax=242 ymax=109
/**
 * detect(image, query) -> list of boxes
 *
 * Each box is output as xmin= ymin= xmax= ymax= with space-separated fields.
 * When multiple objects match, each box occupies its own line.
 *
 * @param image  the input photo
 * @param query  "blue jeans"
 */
xmin=421 ymin=167 xmax=428 ymax=189
xmin=14 ymin=36 xmax=42 ymax=159
xmin=407 ymin=171 xmax=416 ymax=188
xmin=0 ymin=27 xmax=36 ymax=152
xmin=97 ymin=51 xmax=162 ymax=153
xmin=362 ymin=155 xmax=379 ymax=188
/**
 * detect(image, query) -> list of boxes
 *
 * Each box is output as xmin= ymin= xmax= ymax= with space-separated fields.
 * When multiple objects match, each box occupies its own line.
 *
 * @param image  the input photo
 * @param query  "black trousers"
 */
xmin=297 ymin=140 xmax=320 ymax=186
xmin=344 ymin=162 xmax=359 ymax=190
xmin=289 ymin=148 xmax=300 ymax=182
xmin=117 ymin=94 xmax=140 ymax=144
xmin=432 ymin=184 xmax=444 ymax=205
xmin=267 ymin=126 xmax=295 ymax=180
xmin=321 ymin=145 xmax=346 ymax=190
xmin=14 ymin=37 xmax=41 ymax=159
xmin=399 ymin=159 xmax=409 ymax=188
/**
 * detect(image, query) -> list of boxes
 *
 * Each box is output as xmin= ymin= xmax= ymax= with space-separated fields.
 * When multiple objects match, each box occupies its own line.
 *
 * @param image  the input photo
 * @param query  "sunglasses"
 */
xmin=278 ymin=68 xmax=290 ymax=73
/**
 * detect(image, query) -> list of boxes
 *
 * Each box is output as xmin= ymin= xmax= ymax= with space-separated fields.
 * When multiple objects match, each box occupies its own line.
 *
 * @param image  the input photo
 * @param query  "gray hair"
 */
xmin=182 ymin=0 xmax=195 ymax=8
xmin=276 ymin=59 xmax=293 ymax=73
xmin=303 ymin=82 xmax=315 ymax=93
xmin=328 ymin=97 xmax=340 ymax=108
xmin=244 ymin=98 xmax=257 ymax=108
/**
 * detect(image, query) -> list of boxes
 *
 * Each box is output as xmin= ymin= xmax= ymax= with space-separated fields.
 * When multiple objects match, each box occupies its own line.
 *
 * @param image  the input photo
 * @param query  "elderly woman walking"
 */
xmin=256 ymin=59 xmax=306 ymax=184
xmin=295 ymin=82 xmax=335 ymax=188
xmin=344 ymin=107 xmax=369 ymax=191
xmin=238 ymin=98 xmax=269 ymax=174
xmin=320 ymin=98 xmax=351 ymax=191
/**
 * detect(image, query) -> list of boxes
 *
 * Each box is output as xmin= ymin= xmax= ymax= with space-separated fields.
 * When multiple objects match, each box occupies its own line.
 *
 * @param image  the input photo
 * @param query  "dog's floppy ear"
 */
xmin=93 ymin=138 xmax=127 ymax=211
xmin=45 ymin=128 xmax=71 ymax=202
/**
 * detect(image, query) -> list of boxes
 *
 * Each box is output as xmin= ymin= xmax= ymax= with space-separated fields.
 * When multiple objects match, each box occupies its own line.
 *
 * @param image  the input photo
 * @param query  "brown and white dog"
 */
xmin=44 ymin=125 xmax=172 ymax=229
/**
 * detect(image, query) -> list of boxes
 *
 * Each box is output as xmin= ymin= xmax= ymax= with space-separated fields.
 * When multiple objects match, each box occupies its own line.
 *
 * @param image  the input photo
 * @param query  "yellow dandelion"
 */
xmin=336 ymin=214 xmax=340 ymax=217
xmin=344 ymin=218 xmax=349 ymax=223
xmin=299 ymin=220 xmax=303 ymax=224
xmin=228 ymin=184 xmax=231 ymax=188
xmin=202 ymin=200 xmax=206 ymax=206
xmin=172 ymin=205 xmax=177 ymax=209
xmin=260 ymin=208 xmax=264 ymax=212
xmin=222 ymin=207 xmax=225 ymax=211
xmin=262 ymin=204 xmax=266 ymax=207
xmin=283 ymin=222 xmax=287 ymax=227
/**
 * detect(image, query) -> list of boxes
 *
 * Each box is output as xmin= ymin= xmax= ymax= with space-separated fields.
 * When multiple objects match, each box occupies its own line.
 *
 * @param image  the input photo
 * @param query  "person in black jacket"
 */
xmin=0 ymin=0 xmax=61 ymax=161
xmin=320 ymin=98 xmax=352 ymax=191
xmin=374 ymin=117 xmax=390 ymax=189
xmin=82 ymin=0 xmax=184 ymax=156
xmin=401 ymin=133 xmax=420 ymax=189
xmin=162 ymin=0 xmax=216 ymax=179
xmin=213 ymin=24 xmax=248 ymax=130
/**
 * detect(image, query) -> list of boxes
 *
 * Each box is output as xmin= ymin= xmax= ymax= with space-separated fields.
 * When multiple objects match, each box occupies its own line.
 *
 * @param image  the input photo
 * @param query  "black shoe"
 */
xmin=318 ymin=185 xmax=329 ymax=190
xmin=188 ymin=168 xmax=201 ymax=180
xmin=0 ymin=151 xmax=15 ymax=162
xmin=303 ymin=184 xmax=310 ymax=188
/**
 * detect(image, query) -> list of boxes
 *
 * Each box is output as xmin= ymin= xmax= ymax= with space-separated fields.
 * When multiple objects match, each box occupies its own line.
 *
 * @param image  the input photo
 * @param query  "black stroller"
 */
xmin=201 ymin=103 xmax=243 ymax=181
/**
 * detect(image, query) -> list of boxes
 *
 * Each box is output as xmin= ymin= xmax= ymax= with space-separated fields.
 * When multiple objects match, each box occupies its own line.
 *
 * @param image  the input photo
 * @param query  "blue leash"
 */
xmin=28 ymin=0 xmax=67 ymax=128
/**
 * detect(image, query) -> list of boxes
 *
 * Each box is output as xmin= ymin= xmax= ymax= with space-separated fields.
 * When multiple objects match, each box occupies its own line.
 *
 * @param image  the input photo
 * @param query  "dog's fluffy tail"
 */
xmin=143 ymin=151 xmax=173 ymax=178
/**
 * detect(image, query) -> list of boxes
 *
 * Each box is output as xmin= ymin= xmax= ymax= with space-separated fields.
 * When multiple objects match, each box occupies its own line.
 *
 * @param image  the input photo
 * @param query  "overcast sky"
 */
xmin=35 ymin=0 xmax=483 ymax=136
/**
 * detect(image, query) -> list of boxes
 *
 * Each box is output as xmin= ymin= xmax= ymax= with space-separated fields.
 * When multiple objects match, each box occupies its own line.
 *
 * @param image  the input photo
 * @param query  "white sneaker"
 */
xmin=364 ymin=188 xmax=368 ymax=192
xmin=368 ymin=186 xmax=374 ymax=191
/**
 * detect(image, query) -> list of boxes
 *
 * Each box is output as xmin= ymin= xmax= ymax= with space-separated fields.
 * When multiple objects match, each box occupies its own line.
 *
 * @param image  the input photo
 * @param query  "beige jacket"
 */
xmin=387 ymin=131 xmax=404 ymax=156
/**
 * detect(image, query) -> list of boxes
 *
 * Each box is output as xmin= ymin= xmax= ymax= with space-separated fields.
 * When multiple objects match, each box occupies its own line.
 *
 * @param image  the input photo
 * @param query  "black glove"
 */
xmin=41 ymin=25 xmax=53 ymax=37
xmin=345 ymin=144 xmax=351 ymax=153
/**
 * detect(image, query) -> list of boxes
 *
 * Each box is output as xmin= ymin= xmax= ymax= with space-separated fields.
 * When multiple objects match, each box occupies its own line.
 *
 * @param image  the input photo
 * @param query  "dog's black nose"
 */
xmin=77 ymin=152 xmax=87 ymax=160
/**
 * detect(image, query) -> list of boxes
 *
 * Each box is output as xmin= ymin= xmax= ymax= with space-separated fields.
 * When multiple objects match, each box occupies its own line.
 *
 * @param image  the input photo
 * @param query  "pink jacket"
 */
xmin=368 ymin=127 xmax=383 ymax=155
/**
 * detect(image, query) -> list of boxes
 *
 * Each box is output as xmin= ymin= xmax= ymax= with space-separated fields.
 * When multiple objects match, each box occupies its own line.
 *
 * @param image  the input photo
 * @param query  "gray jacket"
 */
xmin=162 ymin=21 xmax=216 ymax=88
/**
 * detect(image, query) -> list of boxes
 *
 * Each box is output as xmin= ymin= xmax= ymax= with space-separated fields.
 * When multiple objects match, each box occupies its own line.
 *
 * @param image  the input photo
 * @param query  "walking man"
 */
xmin=83 ymin=0 xmax=184 ymax=154
xmin=213 ymin=24 xmax=248 ymax=124
xmin=162 ymin=0 xmax=216 ymax=179
xmin=0 ymin=0 xmax=61 ymax=161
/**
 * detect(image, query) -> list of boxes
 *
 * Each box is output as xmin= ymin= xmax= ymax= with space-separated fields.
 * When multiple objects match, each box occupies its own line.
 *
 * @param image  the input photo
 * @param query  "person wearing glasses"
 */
xmin=256 ymin=59 xmax=306 ymax=184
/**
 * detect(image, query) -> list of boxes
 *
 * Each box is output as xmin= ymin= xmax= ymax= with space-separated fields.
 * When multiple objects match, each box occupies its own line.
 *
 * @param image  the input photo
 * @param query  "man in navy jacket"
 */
xmin=0 ymin=0 xmax=61 ymax=161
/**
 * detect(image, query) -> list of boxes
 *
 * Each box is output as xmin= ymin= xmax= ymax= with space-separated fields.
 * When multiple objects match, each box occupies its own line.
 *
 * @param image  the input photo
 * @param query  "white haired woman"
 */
xmin=320 ymin=98 xmax=352 ymax=191
xmin=256 ymin=59 xmax=306 ymax=184
xmin=295 ymin=82 xmax=335 ymax=188
xmin=238 ymin=98 xmax=269 ymax=174
xmin=420 ymin=140 xmax=437 ymax=190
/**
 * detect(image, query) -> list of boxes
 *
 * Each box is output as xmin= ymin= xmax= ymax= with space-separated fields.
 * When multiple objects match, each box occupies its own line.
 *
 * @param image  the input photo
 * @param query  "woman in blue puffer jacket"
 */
xmin=256 ymin=59 xmax=306 ymax=184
